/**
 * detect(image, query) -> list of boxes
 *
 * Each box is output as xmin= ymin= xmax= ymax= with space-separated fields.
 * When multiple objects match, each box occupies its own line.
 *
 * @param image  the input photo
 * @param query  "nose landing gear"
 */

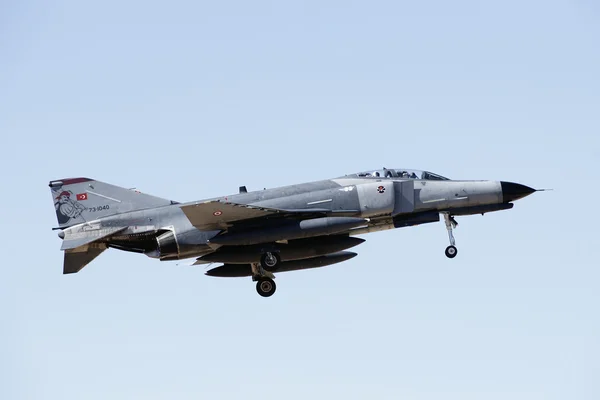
xmin=443 ymin=213 xmax=458 ymax=259
xmin=445 ymin=245 xmax=457 ymax=258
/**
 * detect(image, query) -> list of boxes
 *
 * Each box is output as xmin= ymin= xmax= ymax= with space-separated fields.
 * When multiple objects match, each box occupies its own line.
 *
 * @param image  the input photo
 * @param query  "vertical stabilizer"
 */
xmin=49 ymin=177 xmax=176 ymax=228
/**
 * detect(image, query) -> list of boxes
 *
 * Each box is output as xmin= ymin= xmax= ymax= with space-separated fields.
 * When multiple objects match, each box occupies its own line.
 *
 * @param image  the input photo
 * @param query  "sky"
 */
xmin=1 ymin=0 xmax=599 ymax=399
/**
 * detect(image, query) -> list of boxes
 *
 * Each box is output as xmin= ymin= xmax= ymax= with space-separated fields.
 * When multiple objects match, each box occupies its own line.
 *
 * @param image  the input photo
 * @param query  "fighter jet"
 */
xmin=49 ymin=168 xmax=540 ymax=297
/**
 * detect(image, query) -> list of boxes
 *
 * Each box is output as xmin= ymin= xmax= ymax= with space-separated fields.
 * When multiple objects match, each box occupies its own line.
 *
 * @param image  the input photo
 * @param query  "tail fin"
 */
xmin=49 ymin=177 xmax=177 ymax=228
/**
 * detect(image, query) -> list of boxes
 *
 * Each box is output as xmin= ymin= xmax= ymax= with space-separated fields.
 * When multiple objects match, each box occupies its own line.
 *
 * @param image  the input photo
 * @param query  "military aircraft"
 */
xmin=49 ymin=168 xmax=540 ymax=297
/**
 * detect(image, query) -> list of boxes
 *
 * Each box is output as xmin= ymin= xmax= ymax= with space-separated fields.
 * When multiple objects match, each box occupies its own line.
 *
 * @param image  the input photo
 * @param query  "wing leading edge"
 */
xmin=180 ymin=201 xmax=338 ymax=231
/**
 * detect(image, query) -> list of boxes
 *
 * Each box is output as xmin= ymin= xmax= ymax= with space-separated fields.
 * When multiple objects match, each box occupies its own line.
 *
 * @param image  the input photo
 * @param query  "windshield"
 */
xmin=352 ymin=168 xmax=449 ymax=180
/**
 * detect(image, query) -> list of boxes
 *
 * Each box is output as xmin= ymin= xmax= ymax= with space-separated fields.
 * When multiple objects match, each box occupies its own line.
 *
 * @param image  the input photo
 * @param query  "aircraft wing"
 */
xmin=180 ymin=201 xmax=333 ymax=231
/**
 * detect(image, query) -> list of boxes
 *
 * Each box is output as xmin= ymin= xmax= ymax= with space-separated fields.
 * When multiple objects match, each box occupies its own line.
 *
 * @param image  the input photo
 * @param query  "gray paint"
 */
xmin=48 ymin=168 xmax=537 ymax=274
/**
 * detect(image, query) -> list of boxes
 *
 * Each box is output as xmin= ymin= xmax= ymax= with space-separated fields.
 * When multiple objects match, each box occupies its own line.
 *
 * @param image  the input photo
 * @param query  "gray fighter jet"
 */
xmin=49 ymin=168 xmax=540 ymax=297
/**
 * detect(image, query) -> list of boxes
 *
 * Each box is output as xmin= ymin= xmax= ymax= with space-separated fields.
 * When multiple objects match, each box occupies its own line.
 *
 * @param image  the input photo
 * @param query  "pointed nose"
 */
xmin=501 ymin=181 xmax=536 ymax=203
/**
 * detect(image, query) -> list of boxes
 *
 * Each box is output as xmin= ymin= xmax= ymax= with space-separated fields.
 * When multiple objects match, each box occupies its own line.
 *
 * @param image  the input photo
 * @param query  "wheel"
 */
xmin=445 ymin=245 xmax=458 ymax=259
xmin=256 ymin=278 xmax=276 ymax=297
xmin=260 ymin=252 xmax=281 ymax=271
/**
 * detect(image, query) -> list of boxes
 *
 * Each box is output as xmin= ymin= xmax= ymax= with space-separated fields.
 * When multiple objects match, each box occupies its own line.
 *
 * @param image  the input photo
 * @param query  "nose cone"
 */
xmin=501 ymin=181 xmax=536 ymax=203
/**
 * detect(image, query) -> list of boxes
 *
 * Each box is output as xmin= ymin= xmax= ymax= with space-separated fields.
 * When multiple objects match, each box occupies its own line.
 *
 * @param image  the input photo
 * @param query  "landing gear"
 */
xmin=251 ymin=262 xmax=277 ymax=297
xmin=443 ymin=213 xmax=458 ymax=259
xmin=445 ymin=245 xmax=458 ymax=258
xmin=256 ymin=277 xmax=276 ymax=297
xmin=260 ymin=251 xmax=280 ymax=271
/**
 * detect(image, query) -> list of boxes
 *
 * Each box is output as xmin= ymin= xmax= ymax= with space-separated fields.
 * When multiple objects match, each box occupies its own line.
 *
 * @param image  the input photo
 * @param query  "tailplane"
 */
xmin=49 ymin=177 xmax=177 ymax=228
xmin=64 ymin=245 xmax=107 ymax=274
xmin=49 ymin=177 xmax=178 ymax=274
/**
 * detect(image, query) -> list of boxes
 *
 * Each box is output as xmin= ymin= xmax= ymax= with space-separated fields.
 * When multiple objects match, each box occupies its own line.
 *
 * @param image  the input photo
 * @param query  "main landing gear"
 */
xmin=443 ymin=213 xmax=458 ymax=259
xmin=251 ymin=261 xmax=277 ymax=297
xmin=256 ymin=277 xmax=276 ymax=297
xmin=260 ymin=251 xmax=281 ymax=271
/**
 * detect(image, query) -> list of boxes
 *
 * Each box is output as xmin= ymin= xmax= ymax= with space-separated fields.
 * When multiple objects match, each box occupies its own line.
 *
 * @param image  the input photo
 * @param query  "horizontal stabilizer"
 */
xmin=60 ymin=225 xmax=126 ymax=250
xmin=64 ymin=244 xmax=107 ymax=274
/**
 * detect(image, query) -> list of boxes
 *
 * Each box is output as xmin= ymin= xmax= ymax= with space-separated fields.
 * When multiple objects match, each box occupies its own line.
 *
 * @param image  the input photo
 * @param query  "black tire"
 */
xmin=445 ymin=245 xmax=458 ymax=259
xmin=260 ymin=252 xmax=281 ymax=271
xmin=256 ymin=278 xmax=276 ymax=297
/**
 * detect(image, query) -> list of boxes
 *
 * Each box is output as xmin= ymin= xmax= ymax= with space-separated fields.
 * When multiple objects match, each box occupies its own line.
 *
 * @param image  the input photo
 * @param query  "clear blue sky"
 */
xmin=1 ymin=1 xmax=599 ymax=399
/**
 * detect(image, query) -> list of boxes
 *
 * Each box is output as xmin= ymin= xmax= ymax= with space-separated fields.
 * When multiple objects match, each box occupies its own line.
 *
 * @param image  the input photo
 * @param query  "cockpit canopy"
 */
xmin=349 ymin=168 xmax=450 ymax=181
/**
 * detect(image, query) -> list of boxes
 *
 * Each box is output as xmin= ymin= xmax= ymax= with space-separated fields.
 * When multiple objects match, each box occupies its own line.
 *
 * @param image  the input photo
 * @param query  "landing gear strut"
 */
xmin=443 ymin=213 xmax=458 ymax=259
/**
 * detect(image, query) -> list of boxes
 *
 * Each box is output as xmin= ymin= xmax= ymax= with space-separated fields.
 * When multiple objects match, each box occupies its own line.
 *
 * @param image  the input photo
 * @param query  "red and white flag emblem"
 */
xmin=76 ymin=193 xmax=88 ymax=201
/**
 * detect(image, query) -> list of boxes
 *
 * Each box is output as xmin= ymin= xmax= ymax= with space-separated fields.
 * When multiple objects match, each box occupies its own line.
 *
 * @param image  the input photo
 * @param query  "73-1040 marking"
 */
xmin=87 ymin=205 xmax=110 ymax=213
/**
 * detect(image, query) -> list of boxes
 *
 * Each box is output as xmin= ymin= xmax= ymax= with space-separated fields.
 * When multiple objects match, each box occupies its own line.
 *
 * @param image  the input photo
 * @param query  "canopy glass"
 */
xmin=350 ymin=168 xmax=449 ymax=181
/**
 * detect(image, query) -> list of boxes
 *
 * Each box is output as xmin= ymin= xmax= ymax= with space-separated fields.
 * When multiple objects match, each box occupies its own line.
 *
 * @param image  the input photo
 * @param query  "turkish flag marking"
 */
xmin=76 ymin=193 xmax=88 ymax=201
